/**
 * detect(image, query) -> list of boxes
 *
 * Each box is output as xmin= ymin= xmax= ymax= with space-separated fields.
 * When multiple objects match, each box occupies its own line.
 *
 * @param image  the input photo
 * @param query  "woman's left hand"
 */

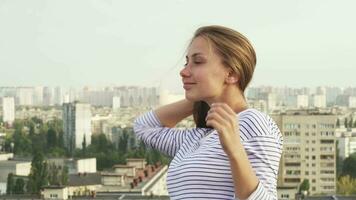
xmin=205 ymin=103 xmax=241 ymax=157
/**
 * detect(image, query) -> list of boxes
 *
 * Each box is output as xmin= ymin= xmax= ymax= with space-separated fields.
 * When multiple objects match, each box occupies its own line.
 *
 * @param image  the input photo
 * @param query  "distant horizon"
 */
xmin=1 ymin=0 xmax=355 ymax=91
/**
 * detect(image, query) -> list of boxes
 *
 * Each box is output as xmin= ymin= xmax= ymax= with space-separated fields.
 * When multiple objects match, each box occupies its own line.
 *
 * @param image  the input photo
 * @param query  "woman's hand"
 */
xmin=205 ymin=102 xmax=240 ymax=157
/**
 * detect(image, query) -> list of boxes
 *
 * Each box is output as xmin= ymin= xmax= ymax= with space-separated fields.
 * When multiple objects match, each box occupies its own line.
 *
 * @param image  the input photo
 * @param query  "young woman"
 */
xmin=133 ymin=25 xmax=283 ymax=200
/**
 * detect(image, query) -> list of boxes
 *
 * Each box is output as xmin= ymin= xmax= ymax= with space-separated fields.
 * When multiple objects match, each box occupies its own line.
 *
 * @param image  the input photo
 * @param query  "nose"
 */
xmin=180 ymin=65 xmax=191 ymax=78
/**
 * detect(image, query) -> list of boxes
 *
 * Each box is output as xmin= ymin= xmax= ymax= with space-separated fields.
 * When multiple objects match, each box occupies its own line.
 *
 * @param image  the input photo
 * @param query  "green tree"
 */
xmin=14 ymin=178 xmax=25 ymax=194
xmin=342 ymin=153 xmax=356 ymax=178
xmin=349 ymin=117 xmax=353 ymax=129
xmin=48 ymin=163 xmax=60 ymax=185
xmin=31 ymin=132 xmax=46 ymax=154
xmin=6 ymin=173 xmax=14 ymax=195
xmin=13 ymin=126 xmax=32 ymax=155
xmin=118 ymin=131 xmax=129 ymax=153
xmin=29 ymin=122 xmax=35 ymax=136
xmin=82 ymin=135 xmax=87 ymax=155
xmin=27 ymin=151 xmax=49 ymax=194
xmin=61 ymin=166 xmax=69 ymax=185
xmin=344 ymin=118 xmax=348 ymax=128
xmin=299 ymin=179 xmax=310 ymax=193
xmin=336 ymin=118 xmax=340 ymax=128
xmin=47 ymin=128 xmax=57 ymax=148
xmin=337 ymin=175 xmax=356 ymax=195
xmin=31 ymin=116 xmax=43 ymax=125
xmin=58 ymin=130 xmax=64 ymax=148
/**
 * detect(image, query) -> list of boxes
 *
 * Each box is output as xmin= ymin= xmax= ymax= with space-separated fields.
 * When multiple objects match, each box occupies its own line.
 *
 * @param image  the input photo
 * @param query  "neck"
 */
xmin=205 ymin=86 xmax=248 ymax=114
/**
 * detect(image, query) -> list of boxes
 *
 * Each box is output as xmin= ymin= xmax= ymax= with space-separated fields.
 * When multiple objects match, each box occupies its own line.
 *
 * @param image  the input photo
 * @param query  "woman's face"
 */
xmin=180 ymin=36 xmax=231 ymax=103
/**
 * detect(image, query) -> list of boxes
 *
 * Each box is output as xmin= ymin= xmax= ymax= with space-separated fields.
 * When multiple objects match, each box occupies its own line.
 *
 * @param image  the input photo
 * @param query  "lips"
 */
xmin=183 ymin=82 xmax=196 ymax=90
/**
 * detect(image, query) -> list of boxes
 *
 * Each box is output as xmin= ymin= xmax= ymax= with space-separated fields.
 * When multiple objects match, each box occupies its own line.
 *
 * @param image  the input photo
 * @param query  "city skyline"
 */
xmin=1 ymin=0 xmax=355 ymax=93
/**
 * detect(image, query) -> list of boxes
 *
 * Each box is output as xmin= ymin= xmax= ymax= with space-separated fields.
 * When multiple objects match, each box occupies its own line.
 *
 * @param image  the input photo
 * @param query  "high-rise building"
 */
xmin=16 ymin=87 xmax=33 ymax=106
xmin=112 ymin=96 xmax=121 ymax=110
xmin=43 ymin=87 xmax=53 ymax=106
xmin=2 ymin=97 xmax=15 ymax=126
xmin=348 ymin=96 xmax=356 ymax=108
xmin=337 ymin=131 xmax=356 ymax=160
xmin=54 ymin=86 xmax=63 ymax=105
xmin=296 ymin=95 xmax=309 ymax=108
xmin=63 ymin=102 xmax=92 ymax=153
xmin=272 ymin=110 xmax=337 ymax=195
xmin=33 ymin=86 xmax=44 ymax=105
xmin=311 ymin=95 xmax=326 ymax=108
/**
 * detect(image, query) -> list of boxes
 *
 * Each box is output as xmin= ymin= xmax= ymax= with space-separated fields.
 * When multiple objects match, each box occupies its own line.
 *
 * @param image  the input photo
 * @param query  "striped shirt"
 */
xmin=133 ymin=108 xmax=283 ymax=200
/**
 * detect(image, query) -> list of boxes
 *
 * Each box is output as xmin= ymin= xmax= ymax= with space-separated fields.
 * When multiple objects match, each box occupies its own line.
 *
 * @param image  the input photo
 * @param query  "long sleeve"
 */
xmin=234 ymin=109 xmax=283 ymax=200
xmin=133 ymin=110 xmax=210 ymax=157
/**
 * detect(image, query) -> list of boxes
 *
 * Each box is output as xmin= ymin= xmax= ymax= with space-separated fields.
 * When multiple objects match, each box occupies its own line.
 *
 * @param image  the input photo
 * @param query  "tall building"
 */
xmin=16 ymin=87 xmax=33 ymax=106
xmin=297 ymin=95 xmax=309 ymax=108
xmin=311 ymin=95 xmax=326 ymax=108
xmin=337 ymin=132 xmax=356 ymax=160
xmin=43 ymin=87 xmax=53 ymax=106
xmin=33 ymin=86 xmax=44 ymax=106
xmin=54 ymin=86 xmax=63 ymax=105
xmin=112 ymin=96 xmax=121 ymax=110
xmin=348 ymin=96 xmax=356 ymax=108
xmin=1 ymin=97 xmax=15 ymax=126
xmin=272 ymin=110 xmax=337 ymax=195
xmin=63 ymin=102 xmax=92 ymax=153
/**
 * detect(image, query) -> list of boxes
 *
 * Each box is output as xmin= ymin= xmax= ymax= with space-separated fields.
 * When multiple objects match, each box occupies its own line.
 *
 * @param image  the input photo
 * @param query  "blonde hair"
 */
xmin=192 ymin=25 xmax=256 ymax=92
xmin=191 ymin=25 xmax=256 ymax=128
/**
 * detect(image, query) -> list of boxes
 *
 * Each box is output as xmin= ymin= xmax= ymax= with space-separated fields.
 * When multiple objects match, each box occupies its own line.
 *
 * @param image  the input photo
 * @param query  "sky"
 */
xmin=0 ymin=0 xmax=355 ymax=93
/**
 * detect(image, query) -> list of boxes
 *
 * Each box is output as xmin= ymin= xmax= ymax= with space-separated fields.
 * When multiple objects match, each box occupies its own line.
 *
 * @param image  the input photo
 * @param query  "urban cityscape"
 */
xmin=1 ymin=1 xmax=356 ymax=199
xmin=0 ymin=85 xmax=356 ymax=199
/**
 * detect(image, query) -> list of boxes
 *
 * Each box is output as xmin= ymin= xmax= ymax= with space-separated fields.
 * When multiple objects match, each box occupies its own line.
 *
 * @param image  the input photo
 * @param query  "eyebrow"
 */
xmin=186 ymin=53 xmax=206 ymax=59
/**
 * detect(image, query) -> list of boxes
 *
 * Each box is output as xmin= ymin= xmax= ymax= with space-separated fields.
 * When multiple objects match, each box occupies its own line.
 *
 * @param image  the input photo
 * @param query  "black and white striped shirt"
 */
xmin=133 ymin=108 xmax=283 ymax=200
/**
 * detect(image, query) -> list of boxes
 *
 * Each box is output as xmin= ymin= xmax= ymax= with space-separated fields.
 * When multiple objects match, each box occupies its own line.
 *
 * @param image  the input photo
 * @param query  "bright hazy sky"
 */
xmin=0 ymin=0 xmax=355 ymax=93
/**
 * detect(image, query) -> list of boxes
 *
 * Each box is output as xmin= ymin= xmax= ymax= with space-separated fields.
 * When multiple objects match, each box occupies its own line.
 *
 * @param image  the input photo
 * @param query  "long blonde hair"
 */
xmin=191 ymin=25 xmax=257 ymax=128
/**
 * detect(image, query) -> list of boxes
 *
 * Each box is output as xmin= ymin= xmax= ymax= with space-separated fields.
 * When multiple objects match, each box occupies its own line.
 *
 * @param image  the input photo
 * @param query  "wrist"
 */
xmin=226 ymin=140 xmax=244 ymax=160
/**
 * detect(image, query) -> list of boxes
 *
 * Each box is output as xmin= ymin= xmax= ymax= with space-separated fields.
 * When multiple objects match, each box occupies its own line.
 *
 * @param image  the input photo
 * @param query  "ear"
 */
xmin=225 ymin=71 xmax=238 ymax=84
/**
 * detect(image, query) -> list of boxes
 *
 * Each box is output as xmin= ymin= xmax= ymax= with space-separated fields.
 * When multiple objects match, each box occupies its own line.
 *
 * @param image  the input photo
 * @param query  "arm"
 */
xmin=205 ymin=104 xmax=281 ymax=200
xmin=133 ymin=99 xmax=207 ymax=157
xmin=154 ymin=99 xmax=194 ymax=127
xmin=229 ymin=113 xmax=282 ymax=200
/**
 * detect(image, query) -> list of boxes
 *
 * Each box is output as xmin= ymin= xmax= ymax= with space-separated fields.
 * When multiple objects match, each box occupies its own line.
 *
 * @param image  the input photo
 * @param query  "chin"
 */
xmin=185 ymin=92 xmax=197 ymax=101
xmin=185 ymin=92 xmax=205 ymax=102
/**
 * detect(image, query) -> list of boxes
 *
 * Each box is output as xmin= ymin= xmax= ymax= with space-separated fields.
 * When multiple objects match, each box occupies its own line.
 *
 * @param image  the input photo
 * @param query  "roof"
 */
xmin=68 ymin=173 xmax=101 ymax=187
xmin=42 ymin=185 xmax=66 ymax=189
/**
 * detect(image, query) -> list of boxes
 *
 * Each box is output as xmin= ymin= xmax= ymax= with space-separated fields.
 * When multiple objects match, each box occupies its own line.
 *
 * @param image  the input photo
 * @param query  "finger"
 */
xmin=206 ymin=110 xmax=228 ymax=128
xmin=206 ymin=119 xmax=223 ymax=132
xmin=209 ymin=105 xmax=235 ymax=126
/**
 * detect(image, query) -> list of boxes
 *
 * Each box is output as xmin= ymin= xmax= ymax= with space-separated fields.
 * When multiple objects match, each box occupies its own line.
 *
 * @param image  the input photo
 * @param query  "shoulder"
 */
xmin=238 ymin=108 xmax=282 ymax=141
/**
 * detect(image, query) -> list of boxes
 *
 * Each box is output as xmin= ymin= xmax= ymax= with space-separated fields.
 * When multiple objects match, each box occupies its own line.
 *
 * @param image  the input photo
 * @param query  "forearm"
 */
xmin=228 ymin=140 xmax=259 ymax=200
xmin=154 ymin=99 xmax=194 ymax=127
